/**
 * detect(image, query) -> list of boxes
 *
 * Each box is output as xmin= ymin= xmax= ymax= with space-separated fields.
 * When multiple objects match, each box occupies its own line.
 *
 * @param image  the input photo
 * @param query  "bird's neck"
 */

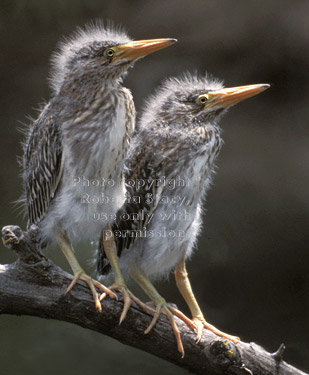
xmin=149 ymin=117 xmax=222 ymax=142
xmin=58 ymin=71 xmax=122 ymax=102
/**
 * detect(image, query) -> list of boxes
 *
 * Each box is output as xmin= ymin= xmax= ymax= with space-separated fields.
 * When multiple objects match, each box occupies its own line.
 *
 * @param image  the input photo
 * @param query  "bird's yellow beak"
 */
xmin=113 ymin=38 xmax=177 ymax=61
xmin=202 ymin=84 xmax=270 ymax=109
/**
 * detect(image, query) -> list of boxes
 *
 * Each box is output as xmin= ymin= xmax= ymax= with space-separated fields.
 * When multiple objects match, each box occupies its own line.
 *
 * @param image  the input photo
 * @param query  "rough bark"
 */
xmin=0 ymin=225 xmax=307 ymax=375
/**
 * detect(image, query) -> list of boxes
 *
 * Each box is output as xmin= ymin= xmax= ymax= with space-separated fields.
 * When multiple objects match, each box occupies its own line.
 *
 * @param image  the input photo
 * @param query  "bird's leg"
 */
xmin=102 ymin=225 xmax=155 ymax=323
xmin=53 ymin=226 xmax=116 ymax=312
xmin=175 ymin=253 xmax=239 ymax=343
xmin=130 ymin=266 xmax=196 ymax=358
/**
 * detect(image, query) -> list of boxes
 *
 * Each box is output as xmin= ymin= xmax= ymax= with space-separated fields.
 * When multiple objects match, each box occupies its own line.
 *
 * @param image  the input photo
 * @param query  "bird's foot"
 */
xmin=67 ymin=271 xmax=117 ymax=312
xmin=101 ymin=282 xmax=155 ymax=323
xmin=145 ymin=299 xmax=195 ymax=358
xmin=193 ymin=315 xmax=240 ymax=343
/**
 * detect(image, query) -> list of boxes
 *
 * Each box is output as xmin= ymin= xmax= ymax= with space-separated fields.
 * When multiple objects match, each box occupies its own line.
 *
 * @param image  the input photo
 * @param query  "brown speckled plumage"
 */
xmin=97 ymin=73 xmax=269 ymax=280
xmin=21 ymin=22 xmax=178 ymax=313
xmin=22 ymin=24 xmax=139 ymax=245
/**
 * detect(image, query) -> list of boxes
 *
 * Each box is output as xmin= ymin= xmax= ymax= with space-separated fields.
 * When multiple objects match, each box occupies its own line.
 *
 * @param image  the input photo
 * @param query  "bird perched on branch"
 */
xmin=97 ymin=72 xmax=269 ymax=355
xmin=22 ymin=22 xmax=176 ymax=312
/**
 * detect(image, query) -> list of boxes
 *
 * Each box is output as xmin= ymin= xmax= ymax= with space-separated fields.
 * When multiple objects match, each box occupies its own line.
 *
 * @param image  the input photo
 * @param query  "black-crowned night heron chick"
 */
xmin=97 ymin=73 xmax=269 ymax=355
xmin=22 ymin=22 xmax=176 ymax=312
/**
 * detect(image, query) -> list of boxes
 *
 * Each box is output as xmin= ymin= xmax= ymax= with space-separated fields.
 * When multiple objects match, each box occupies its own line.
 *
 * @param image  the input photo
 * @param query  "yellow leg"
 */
xmin=53 ymin=226 xmax=116 ymax=312
xmin=102 ymin=225 xmax=154 ymax=323
xmin=175 ymin=253 xmax=239 ymax=343
xmin=130 ymin=266 xmax=196 ymax=358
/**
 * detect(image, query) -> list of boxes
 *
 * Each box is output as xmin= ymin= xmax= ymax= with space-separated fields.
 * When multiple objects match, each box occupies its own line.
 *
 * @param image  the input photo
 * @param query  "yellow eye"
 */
xmin=105 ymin=48 xmax=115 ymax=58
xmin=197 ymin=95 xmax=208 ymax=105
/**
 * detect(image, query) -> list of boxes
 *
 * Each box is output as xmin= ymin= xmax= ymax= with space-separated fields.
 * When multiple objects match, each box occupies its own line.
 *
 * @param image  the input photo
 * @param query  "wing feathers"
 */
xmin=23 ymin=106 xmax=63 ymax=227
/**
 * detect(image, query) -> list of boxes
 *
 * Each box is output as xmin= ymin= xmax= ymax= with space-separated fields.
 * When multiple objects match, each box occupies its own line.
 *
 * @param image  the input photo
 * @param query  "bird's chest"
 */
xmin=68 ymin=96 xmax=131 ymax=171
xmin=98 ymin=100 xmax=130 ymax=179
xmin=147 ymin=150 xmax=217 ymax=244
xmin=60 ymin=97 xmax=133 ymax=221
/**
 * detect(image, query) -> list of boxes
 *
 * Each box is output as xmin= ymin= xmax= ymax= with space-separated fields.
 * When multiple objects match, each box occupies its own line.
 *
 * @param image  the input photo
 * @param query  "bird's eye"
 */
xmin=105 ymin=48 xmax=115 ymax=58
xmin=196 ymin=95 xmax=208 ymax=105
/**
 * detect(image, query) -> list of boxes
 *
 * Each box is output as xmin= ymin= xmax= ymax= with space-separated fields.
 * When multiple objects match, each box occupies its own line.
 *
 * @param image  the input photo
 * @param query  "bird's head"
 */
xmin=141 ymin=73 xmax=270 ymax=130
xmin=49 ymin=22 xmax=176 ymax=95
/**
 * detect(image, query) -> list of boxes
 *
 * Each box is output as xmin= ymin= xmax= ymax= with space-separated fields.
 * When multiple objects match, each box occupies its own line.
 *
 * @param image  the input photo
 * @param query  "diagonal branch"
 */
xmin=0 ymin=225 xmax=307 ymax=375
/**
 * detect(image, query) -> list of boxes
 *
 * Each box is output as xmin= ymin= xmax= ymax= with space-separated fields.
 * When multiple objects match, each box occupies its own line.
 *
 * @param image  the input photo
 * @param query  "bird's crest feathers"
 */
xmin=49 ymin=20 xmax=131 ymax=94
xmin=140 ymin=72 xmax=224 ymax=128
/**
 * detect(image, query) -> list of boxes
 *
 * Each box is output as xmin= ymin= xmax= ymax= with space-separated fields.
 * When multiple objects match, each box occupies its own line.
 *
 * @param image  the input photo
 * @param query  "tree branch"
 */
xmin=0 ymin=225 xmax=307 ymax=375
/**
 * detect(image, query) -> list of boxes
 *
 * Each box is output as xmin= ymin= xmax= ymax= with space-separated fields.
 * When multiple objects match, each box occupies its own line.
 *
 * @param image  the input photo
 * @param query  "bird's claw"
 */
xmin=144 ymin=299 xmax=193 ymax=358
xmin=193 ymin=316 xmax=240 ymax=343
xmin=104 ymin=282 xmax=155 ymax=324
xmin=66 ymin=271 xmax=117 ymax=312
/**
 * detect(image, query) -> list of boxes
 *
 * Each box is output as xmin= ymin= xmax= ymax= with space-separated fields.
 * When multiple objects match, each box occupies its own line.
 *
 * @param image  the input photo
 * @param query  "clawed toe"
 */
xmin=193 ymin=316 xmax=240 ymax=344
xmin=106 ymin=283 xmax=155 ymax=323
xmin=66 ymin=271 xmax=116 ymax=312
xmin=144 ymin=300 xmax=194 ymax=358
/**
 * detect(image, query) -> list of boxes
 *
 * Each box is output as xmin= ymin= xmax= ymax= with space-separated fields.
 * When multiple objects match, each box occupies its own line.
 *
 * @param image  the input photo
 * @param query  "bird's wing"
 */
xmin=23 ymin=107 xmax=63 ymax=226
xmin=97 ymin=138 xmax=165 ymax=275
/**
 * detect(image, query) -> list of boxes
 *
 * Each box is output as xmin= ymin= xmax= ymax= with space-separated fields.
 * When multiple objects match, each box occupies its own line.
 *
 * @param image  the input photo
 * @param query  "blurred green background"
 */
xmin=0 ymin=0 xmax=308 ymax=374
